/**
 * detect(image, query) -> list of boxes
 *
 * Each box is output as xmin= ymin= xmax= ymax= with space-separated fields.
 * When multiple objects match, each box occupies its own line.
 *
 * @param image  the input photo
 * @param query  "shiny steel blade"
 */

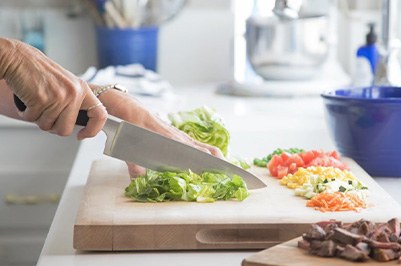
xmin=102 ymin=118 xmax=266 ymax=189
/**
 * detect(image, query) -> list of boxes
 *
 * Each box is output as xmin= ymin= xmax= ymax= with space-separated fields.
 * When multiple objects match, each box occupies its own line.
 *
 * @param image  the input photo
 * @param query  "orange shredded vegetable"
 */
xmin=306 ymin=192 xmax=367 ymax=212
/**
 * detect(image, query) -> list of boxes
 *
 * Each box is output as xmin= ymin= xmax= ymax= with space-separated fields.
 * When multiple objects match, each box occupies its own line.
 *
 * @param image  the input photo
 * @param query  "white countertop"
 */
xmin=37 ymin=84 xmax=401 ymax=266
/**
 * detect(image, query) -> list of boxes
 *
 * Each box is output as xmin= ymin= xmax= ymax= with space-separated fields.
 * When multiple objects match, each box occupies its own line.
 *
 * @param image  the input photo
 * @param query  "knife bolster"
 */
xmin=103 ymin=116 xmax=121 ymax=155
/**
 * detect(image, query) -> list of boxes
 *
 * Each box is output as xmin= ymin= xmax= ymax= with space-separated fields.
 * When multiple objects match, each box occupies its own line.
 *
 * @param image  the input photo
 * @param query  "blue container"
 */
xmin=356 ymin=23 xmax=379 ymax=75
xmin=96 ymin=26 xmax=158 ymax=71
xmin=321 ymin=87 xmax=401 ymax=177
xmin=356 ymin=45 xmax=379 ymax=75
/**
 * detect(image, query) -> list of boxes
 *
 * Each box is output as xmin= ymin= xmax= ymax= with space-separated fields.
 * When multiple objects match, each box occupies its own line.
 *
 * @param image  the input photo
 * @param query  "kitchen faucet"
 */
xmin=373 ymin=0 xmax=401 ymax=86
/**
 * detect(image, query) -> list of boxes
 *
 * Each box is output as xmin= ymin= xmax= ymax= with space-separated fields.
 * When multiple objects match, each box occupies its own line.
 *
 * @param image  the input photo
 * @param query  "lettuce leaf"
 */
xmin=168 ymin=106 xmax=230 ymax=156
xmin=125 ymin=170 xmax=249 ymax=203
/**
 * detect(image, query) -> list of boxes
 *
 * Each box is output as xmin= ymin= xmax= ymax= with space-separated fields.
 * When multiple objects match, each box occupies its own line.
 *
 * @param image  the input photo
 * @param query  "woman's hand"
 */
xmin=0 ymin=38 xmax=107 ymax=139
xmin=93 ymin=85 xmax=225 ymax=178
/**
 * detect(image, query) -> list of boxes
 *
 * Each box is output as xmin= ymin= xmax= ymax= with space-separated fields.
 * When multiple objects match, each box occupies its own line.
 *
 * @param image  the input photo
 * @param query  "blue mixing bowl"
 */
xmin=321 ymin=86 xmax=401 ymax=177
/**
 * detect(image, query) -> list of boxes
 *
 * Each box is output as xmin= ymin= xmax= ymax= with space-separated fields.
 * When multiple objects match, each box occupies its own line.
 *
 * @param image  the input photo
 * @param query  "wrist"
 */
xmin=0 ymin=38 xmax=19 ymax=79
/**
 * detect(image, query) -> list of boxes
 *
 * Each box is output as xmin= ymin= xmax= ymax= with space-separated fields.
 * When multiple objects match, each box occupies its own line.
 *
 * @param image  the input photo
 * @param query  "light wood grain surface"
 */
xmin=73 ymin=158 xmax=401 ymax=251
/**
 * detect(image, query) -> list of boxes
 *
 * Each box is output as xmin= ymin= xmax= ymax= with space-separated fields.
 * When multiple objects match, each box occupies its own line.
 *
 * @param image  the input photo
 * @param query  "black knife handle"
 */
xmin=13 ymin=94 xmax=26 ymax=112
xmin=75 ymin=110 xmax=89 ymax=127
xmin=13 ymin=94 xmax=89 ymax=127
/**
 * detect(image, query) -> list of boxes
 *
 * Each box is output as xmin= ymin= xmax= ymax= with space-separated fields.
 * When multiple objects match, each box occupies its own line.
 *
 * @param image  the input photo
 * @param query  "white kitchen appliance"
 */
xmin=218 ymin=0 xmax=350 ymax=97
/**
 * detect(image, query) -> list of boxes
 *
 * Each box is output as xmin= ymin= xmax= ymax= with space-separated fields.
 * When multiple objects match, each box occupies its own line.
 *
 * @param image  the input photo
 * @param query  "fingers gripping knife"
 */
xmin=14 ymin=95 xmax=266 ymax=189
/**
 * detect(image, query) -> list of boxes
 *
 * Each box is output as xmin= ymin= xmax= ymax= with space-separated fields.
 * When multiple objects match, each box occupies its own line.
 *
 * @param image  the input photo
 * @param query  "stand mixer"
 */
xmin=373 ymin=0 xmax=401 ymax=86
xmin=217 ymin=0 xmax=350 ymax=97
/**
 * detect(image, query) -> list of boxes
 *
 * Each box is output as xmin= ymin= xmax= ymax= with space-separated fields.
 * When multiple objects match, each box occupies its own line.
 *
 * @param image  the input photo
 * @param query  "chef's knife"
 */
xmin=14 ymin=95 xmax=266 ymax=189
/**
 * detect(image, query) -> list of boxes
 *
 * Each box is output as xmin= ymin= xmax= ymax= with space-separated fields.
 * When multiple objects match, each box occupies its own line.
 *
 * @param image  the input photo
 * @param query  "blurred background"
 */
xmin=0 ymin=1 xmax=400 ymax=265
xmin=0 ymin=0 xmax=398 ymax=86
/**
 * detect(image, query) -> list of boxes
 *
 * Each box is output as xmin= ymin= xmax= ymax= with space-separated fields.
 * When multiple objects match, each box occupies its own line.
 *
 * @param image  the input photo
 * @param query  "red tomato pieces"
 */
xmin=268 ymin=150 xmax=348 ymax=179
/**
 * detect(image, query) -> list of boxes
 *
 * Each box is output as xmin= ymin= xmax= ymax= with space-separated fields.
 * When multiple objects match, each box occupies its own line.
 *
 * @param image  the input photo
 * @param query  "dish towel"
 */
xmin=80 ymin=64 xmax=173 ymax=97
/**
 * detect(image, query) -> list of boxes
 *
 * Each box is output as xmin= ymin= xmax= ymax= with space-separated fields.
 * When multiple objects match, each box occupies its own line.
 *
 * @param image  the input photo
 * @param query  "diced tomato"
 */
xmin=288 ymin=162 xmax=297 ymax=172
xmin=307 ymin=156 xmax=348 ymax=170
xmin=299 ymin=151 xmax=315 ymax=164
xmin=329 ymin=150 xmax=340 ymax=159
xmin=287 ymin=154 xmax=304 ymax=167
xmin=280 ymin=152 xmax=291 ymax=161
xmin=268 ymin=155 xmax=282 ymax=177
xmin=276 ymin=165 xmax=289 ymax=179
xmin=267 ymin=149 xmax=348 ymax=178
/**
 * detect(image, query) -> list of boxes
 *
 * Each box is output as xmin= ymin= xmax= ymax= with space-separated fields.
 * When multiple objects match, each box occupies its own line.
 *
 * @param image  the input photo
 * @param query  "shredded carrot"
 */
xmin=306 ymin=192 xmax=367 ymax=212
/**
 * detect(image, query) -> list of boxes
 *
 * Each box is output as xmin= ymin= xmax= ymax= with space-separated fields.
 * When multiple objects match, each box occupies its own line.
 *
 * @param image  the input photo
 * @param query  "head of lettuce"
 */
xmin=168 ymin=106 xmax=230 ymax=156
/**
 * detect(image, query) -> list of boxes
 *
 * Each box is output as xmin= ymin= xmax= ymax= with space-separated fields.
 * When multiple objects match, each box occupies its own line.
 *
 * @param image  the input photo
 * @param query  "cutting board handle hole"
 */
xmin=196 ymin=228 xmax=283 ymax=245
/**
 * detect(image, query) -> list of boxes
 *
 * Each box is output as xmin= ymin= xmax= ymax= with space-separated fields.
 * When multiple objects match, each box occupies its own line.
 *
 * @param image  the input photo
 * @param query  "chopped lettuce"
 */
xmin=229 ymin=156 xmax=251 ymax=170
xmin=125 ymin=170 xmax=249 ymax=203
xmin=168 ymin=106 xmax=230 ymax=156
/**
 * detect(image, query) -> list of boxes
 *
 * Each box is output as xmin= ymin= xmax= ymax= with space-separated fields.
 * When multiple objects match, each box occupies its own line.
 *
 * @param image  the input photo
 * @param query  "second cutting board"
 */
xmin=242 ymin=237 xmax=400 ymax=266
xmin=73 ymin=158 xmax=401 ymax=251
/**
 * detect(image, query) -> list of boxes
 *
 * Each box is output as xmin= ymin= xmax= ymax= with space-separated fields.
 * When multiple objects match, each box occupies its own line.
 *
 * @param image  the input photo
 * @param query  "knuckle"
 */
xmin=210 ymin=146 xmax=221 ymax=154
xmin=54 ymin=89 xmax=66 ymax=102
xmin=68 ymin=84 xmax=80 ymax=98
xmin=99 ymin=110 xmax=108 ymax=121
xmin=22 ymin=109 xmax=40 ymax=122
xmin=53 ymin=125 xmax=74 ymax=137
xmin=35 ymin=96 xmax=47 ymax=107
xmin=37 ymin=121 xmax=52 ymax=131
xmin=127 ymin=163 xmax=146 ymax=178
xmin=51 ymin=95 xmax=63 ymax=106
xmin=57 ymin=129 xmax=72 ymax=137
xmin=23 ymin=112 xmax=38 ymax=122
xmin=78 ymin=79 xmax=88 ymax=88
xmin=25 ymin=116 xmax=37 ymax=122
xmin=85 ymin=131 xmax=97 ymax=138
xmin=77 ymin=80 xmax=88 ymax=94
xmin=200 ymin=147 xmax=211 ymax=154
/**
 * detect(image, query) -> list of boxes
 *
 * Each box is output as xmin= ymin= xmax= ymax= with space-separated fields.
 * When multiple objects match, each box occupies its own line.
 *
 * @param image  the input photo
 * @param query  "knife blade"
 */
xmin=14 ymin=95 xmax=266 ymax=189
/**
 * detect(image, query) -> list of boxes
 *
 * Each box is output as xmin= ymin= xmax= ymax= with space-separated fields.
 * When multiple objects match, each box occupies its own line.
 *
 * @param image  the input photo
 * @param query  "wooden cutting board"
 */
xmin=73 ymin=158 xmax=401 ymax=251
xmin=242 ymin=237 xmax=400 ymax=266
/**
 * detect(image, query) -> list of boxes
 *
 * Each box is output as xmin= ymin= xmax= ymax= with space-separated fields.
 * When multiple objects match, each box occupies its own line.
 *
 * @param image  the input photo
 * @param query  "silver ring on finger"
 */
xmin=87 ymin=102 xmax=103 ymax=111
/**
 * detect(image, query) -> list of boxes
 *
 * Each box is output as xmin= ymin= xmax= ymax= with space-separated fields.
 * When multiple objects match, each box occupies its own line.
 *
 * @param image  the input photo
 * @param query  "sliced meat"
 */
xmin=377 ymin=231 xmax=391 ymax=243
xmin=372 ymin=248 xmax=400 ymax=262
xmin=358 ymin=220 xmax=375 ymax=235
xmin=365 ymin=239 xmax=401 ymax=251
xmin=388 ymin=218 xmax=400 ymax=236
xmin=308 ymin=240 xmax=336 ymax=257
xmin=332 ymin=228 xmax=364 ymax=246
xmin=349 ymin=227 xmax=359 ymax=235
xmin=317 ymin=220 xmax=342 ymax=233
xmin=336 ymin=245 xmax=345 ymax=253
xmin=299 ymin=218 xmax=401 ymax=263
xmin=389 ymin=233 xmax=399 ymax=242
xmin=297 ymin=239 xmax=310 ymax=250
xmin=338 ymin=244 xmax=369 ymax=262
xmin=302 ymin=224 xmax=326 ymax=241
xmin=355 ymin=242 xmax=371 ymax=256
xmin=358 ymin=222 xmax=369 ymax=235
xmin=369 ymin=224 xmax=392 ymax=240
